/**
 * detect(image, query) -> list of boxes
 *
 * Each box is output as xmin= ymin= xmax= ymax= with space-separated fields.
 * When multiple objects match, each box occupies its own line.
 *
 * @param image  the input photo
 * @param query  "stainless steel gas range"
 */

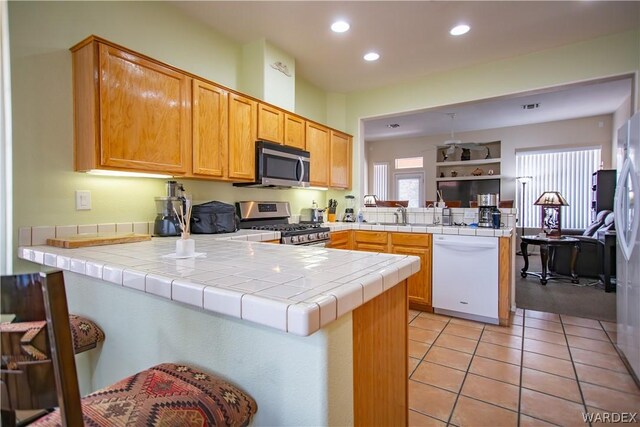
xmin=236 ymin=201 xmax=330 ymax=247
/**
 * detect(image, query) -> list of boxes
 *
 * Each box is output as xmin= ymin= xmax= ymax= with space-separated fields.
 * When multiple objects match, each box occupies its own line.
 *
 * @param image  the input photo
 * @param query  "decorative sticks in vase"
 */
xmin=173 ymin=197 xmax=195 ymax=256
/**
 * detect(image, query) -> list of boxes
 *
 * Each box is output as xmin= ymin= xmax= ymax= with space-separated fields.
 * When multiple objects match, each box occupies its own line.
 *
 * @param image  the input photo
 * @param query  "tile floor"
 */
xmin=408 ymin=308 xmax=640 ymax=426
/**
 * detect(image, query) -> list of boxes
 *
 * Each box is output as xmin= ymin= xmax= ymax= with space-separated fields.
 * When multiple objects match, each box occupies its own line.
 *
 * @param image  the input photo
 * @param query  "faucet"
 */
xmin=395 ymin=204 xmax=408 ymax=225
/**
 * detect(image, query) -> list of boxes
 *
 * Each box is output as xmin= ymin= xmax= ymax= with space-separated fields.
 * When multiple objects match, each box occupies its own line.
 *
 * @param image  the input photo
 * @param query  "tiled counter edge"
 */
xmin=326 ymin=222 xmax=514 ymax=237
xmin=18 ymin=234 xmax=420 ymax=337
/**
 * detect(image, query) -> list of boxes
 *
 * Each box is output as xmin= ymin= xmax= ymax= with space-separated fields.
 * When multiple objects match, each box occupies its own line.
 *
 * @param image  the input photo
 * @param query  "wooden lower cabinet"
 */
xmin=389 ymin=233 xmax=432 ymax=311
xmin=327 ymin=230 xmax=351 ymax=249
xmin=352 ymin=231 xmax=388 ymax=253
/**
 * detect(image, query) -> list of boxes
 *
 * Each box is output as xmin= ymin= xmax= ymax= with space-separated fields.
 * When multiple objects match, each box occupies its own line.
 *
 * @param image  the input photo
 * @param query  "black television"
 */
xmin=437 ymin=179 xmax=501 ymax=207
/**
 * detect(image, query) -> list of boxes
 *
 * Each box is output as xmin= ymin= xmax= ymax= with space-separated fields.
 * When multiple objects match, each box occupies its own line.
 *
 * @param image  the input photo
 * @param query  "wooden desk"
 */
xmin=520 ymin=235 xmax=580 ymax=285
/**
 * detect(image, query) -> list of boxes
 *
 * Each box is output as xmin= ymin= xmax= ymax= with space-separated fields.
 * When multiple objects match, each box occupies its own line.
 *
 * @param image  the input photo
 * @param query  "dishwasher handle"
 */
xmin=433 ymin=240 xmax=497 ymax=251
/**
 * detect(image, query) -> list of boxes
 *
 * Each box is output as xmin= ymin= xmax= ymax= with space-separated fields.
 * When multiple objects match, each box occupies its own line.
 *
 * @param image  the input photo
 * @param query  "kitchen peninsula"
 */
xmin=18 ymin=229 xmax=419 ymax=426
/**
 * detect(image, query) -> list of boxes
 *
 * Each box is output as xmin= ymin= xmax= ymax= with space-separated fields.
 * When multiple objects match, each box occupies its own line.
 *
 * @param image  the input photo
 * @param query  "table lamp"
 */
xmin=534 ymin=191 xmax=569 ymax=238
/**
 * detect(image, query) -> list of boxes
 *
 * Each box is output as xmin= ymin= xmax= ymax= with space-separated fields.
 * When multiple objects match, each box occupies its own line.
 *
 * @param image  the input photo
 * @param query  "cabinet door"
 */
xmin=354 ymin=242 xmax=388 ymax=253
xmin=306 ymin=122 xmax=330 ymax=187
xmin=257 ymin=103 xmax=284 ymax=144
xmin=330 ymin=131 xmax=351 ymax=189
xmin=192 ymin=79 xmax=228 ymax=178
xmin=284 ymin=114 xmax=306 ymax=150
xmin=98 ymin=44 xmax=190 ymax=174
xmin=228 ymin=93 xmax=257 ymax=181
xmin=327 ymin=230 xmax=351 ymax=250
xmin=391 ymin=244 xmax=432 ymax=310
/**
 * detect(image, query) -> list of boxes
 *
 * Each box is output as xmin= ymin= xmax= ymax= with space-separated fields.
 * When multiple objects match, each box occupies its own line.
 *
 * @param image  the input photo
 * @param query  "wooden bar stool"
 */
xmin=1 ymin=271 xmax=258 ymax=427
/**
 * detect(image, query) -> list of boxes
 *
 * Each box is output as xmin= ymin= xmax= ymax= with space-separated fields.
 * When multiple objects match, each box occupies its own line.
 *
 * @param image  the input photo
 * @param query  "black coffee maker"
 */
xmin=154 ymin=181 xmax=186 ymax=236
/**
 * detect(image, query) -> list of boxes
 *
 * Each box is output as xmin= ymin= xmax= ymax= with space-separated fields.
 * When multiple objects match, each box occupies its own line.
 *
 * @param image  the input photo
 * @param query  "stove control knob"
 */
xmin=308 ymin=233 xmax=317 ymax=241
xmin=291 ymin=236 xmax=298 ymax=243
xmin=299 ymin=235 xmax=307 ymax=243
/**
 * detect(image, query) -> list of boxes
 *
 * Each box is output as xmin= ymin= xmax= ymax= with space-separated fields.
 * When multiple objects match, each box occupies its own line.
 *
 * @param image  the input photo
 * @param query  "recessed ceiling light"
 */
xmin=364 ymin=52 xmax=380 ymax=61
xmin=331 ymin=21 xmax=350 ymax=33
xmin=450 ymin=24 xmax=470 ymax=36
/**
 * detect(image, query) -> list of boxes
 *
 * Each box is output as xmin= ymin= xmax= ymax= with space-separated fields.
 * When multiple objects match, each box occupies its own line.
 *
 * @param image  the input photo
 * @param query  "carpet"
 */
xmin=514 ymin=254 xmax=616 ymax=322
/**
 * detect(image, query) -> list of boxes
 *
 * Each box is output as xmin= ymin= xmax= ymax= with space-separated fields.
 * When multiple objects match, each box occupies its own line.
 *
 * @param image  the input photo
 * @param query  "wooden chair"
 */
xmin=469 ymin=201 xmax=478 ymax=208
xmin=499 ymin=200 xmax=514 ymax=208
xmin=376 ymin=200 xmax=409 ymax=207
xmin=446 ymin=200 xmax=462 ymax=208
xmin=1 ymin=271 xmax=258 ymax=427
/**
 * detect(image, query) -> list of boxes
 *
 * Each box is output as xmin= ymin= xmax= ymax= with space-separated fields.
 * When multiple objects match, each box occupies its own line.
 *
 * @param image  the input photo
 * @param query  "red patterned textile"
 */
xmin=68 ymin=314 xmax=105 ymax=353
xmin=31 ymin=363 xmax=257 ymax=427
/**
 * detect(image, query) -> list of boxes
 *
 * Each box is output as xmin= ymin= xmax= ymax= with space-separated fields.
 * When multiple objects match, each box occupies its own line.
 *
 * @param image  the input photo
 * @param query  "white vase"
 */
xmin=176 ymin=238 xmax=195 ymax=257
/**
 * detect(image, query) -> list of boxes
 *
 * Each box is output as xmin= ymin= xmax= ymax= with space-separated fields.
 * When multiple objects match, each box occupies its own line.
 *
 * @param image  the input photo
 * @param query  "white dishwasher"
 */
xmin=432 ymin=234 xmax=499 ymax=324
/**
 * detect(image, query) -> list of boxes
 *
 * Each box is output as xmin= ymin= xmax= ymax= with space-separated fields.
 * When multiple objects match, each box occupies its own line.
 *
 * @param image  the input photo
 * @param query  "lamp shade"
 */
xmin=534 ymin=191 xmax=569 ymax=206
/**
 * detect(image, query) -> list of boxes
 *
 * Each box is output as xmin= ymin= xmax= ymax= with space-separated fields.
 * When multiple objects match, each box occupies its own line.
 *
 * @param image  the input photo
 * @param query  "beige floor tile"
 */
xmin=563 ymin=324 xmax=609 ymax=341
xmin=418 ymin=312 xmax=451 ymax=321
xmin=481 ymin=330 xmax=522 ymax=349
xmin=475 ymin=341 xmax=522 ymax=365
xmin=411 ymin=361 xmax=466 ymax=393
xmin=449 ymin=317 xmax=485 ymax=330
xmin=522 ymin=367 xmax=582 ymax=403
xmin=605 ymin=330 xmax=617 ymax=342
xmin=468 ymin=356 xmax=520 ymax=386
xmin=443 ymin=323 xmax=483 ymax=340
xmin=522 ymin=351 xmax=576 ymax=379
xmin=409 ymin=310 xmax=420 ymax=323
xmin=574 ymin=362 xmax=640 ymax=395
xmin=525 ymin=309 xmax=561 ymax=323
xmin=409 ymin=326 xmax=440 ymax=344
xmin=599 ymin=320 xmax=617 ymax=332
xmin=520 ymin=388 xmax=587 ymax=427
xmin=560 ymin=315 xmax=602 ymax=330
xmin=524 ymin=318 xmax=564 ymax=333
xmin=567 ymin=335 xmax=617 ymax=355
xmin=409 ymin=379 xmax=457 ymax=422
xmin=409 ymin=410 xmax=447 ymax=427
xmin=411 ymin=316 xmax=449 ymax=332
xmin=581 ymin=381 xmax=640 ymax=413
xmin=424 ymin=346 xmax=473 ymax=371
xmin=511 ymin=315 xmax=524 ymax=326
xmin=485 ymin=323 xmax=523 ymax=337
xmin=410 ymin=309 xmax=421 ymax=317
xmin=524 ymin=327 xmax=566 ymax=345
xmin=409 ymin=339 xmax=431 ymax=359
xmin=523 ymin=338 xmax=570 ymax=360
xmin=570 ymin=347 xmax=629 ymax=373
xmin=461 ymin=373 xmax=520 ymax=411
xmin=409 ymin=357 xmax=421 ymax=375
xmin=518 ymin=414 xmax=559 ymax=426
xmin=434 ymin=333 xmax=478 ymax=354
xmin=450 ymin=395 xmax=518 ymax=427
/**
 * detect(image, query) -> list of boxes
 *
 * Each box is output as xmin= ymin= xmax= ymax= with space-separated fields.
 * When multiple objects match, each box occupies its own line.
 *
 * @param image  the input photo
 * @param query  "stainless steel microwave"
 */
xmin=234 ymin=141 xmax=310 ymax=188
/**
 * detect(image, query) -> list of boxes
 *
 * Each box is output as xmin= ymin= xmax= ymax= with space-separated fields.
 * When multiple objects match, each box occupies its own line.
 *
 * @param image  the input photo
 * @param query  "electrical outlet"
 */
xmin=75 ymin=190 xmax=91 ymax=210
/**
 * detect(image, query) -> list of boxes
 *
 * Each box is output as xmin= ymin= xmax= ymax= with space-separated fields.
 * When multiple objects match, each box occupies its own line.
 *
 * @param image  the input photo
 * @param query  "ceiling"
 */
xmin=170 ymin=1 xmax=639 ymax=140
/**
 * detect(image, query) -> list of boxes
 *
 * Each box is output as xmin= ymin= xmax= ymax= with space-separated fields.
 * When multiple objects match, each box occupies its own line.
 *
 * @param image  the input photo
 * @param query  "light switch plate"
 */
xmin=75 ymin=190 xmax=91 ymax=210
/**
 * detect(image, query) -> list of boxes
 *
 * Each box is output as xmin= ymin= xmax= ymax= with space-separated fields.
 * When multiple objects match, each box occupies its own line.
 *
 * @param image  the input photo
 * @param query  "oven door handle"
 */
xmin=297 ymin=157 xmax=305 ymax=186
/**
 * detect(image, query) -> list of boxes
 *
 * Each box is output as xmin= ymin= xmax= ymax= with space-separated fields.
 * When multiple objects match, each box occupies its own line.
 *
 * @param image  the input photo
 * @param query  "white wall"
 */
xmin=367 ymin=115 xmax=614 ymax=203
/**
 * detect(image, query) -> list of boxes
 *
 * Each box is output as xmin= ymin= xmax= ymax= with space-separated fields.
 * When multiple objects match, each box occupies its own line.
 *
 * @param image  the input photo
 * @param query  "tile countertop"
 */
xmin=18 ymin=230 xmax=420 ymax=337
xmin=325 ymin=222 xmax=514 ymax=237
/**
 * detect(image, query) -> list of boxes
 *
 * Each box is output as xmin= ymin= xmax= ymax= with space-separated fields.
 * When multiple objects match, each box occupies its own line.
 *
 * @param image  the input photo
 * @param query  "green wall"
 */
xmin=8 ymin=1 xmax=328 ymax=271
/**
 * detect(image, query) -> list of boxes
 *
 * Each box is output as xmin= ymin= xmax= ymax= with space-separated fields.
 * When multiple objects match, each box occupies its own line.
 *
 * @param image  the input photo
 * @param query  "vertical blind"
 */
xmin=373 ymin=162 xmax=388 ymax=200
xmin=516 ymin=147 xmax=601 ymax=229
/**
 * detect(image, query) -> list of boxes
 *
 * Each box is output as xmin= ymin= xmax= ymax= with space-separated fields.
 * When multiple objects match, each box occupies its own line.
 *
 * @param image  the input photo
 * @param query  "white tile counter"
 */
xmin=19 ymin=230 xmax=419 ymax=337
xmin=325 ymin=222 xmax=514 ymax=237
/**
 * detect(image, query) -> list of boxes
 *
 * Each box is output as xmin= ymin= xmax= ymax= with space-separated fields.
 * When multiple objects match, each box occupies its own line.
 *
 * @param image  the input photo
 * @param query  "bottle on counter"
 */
xmin=357 ymin=209 xmax=364 ymax=223
xmin=311 ymin=200 xmax=318 ymax=209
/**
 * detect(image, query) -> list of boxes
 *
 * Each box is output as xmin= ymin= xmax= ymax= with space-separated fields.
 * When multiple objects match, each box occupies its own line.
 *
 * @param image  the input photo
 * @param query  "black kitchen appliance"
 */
xmin=154 ymin=181 xmax=186 ymax=237
xmin=233 ymin=141 xmax=310 ymax=188
xmin=236 ymin=201 xmax=330 ymax=246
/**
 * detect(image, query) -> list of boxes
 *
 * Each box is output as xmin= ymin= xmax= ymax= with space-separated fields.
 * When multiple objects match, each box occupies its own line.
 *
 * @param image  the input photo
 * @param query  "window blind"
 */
xmin=373 ymin=162 xmax=388 ymax=200
xmin=516 ymin=147 xmax=601 ymax=229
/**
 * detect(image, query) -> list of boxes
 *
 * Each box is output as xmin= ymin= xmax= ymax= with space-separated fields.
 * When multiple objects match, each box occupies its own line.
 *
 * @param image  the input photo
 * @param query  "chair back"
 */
xmin=1 ymin=271 xmax=83 ymax=425
xmin=446 ymin=200 xmax=462 ymax=208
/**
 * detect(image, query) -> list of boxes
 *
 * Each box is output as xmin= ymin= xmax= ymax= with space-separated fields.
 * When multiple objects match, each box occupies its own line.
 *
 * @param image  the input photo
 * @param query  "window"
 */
xmin=395 ymin=156 xmax=423 ymax=169
xmin=373 ymin=162 xmax=388 ymax=200
xmin=516 ymin=147 xmax=601 ymax=229
xmin=395 ymin=172 xmax=424 ymax=208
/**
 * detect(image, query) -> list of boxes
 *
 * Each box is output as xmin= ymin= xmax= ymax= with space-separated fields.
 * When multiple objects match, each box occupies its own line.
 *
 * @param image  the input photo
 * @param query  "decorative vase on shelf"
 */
xmin=461 ymin=148 xmax=471 ymax=161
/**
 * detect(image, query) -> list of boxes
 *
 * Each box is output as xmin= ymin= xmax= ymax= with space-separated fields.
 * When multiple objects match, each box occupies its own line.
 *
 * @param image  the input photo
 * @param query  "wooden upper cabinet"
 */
xmin=228 ymin=93 xmax=257 ymax=181
xmin=330 ymin=130 xmax=351 ymax=189
xmin=93 ymin=43 xmax=190 ymax=174
xmin=284 ymin=114 xmax=306 ymax=150
xmin=257 ymin=103 xmax=284 ymax=144
xmin=306 ymin=122 xmax=330 ymax=187
xmin=192 ymin=79 xmax=228 ymax=178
